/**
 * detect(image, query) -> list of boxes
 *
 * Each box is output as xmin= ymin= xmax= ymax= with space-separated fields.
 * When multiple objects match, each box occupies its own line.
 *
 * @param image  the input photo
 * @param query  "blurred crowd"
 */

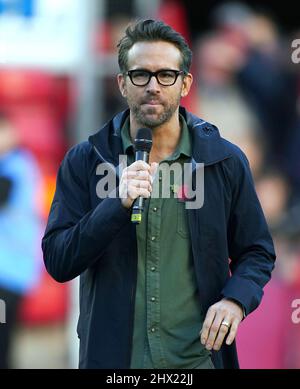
xmin=189 ymin=2 xmax=300 ymax=369
xmin=0 ymin=0 xmax=300 ymax=369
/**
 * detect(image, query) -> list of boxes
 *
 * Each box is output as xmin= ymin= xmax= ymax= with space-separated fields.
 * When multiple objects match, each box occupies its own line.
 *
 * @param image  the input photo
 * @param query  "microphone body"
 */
xmin=131 ymin=128 xmax=152 ymax=224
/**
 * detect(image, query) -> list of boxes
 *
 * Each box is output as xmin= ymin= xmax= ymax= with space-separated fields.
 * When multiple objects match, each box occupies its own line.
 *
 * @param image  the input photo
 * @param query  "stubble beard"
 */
xmin=129 ymin=95 xmax=181 ymax=128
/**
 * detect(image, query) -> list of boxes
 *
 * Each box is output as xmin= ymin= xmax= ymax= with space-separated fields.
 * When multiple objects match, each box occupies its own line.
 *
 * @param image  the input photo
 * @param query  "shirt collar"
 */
xmin=120 ymin=114 xmax=191 ymax=159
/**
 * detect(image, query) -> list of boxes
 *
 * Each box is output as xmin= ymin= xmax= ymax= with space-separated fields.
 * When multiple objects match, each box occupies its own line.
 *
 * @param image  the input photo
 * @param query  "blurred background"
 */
xmin=0 ymin=0 xmax=299 ymax=369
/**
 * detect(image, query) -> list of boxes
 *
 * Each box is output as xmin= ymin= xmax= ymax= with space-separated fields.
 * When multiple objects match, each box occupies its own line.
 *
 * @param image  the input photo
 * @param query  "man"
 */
xmin=0 ymin=112 xmax=42 ymax=368
xmin=42 ymin=19 xmax=276 ymax=369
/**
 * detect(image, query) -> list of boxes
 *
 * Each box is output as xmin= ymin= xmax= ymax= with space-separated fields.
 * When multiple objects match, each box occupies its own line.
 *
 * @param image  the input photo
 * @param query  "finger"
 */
xmin=205 ymin=312 xmax=225 ymax=350
xmin=130 ymin=179 xmax=152 ymax=191
xmin=225 ymin=319 xmax=240 ymax=345
xmin=135 ymin=187 xmax=151 ymax=198
xmin=127 ymin=184 xmax=151 ymax=200
xmin=127 ymin=170 xmax=151 ymax=180
xmin=130 ymin=160 xmax=151 ymax=171
xmin=119 ymin=176 xmax=130 ymax=199
xmin=212 ymin=319 xmax=231 ymax=351
xmin=200 ymin=307 xmax=216 ymax=346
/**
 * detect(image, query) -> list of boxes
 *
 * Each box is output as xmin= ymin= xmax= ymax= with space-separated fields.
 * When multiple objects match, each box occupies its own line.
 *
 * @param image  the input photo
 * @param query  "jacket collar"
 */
xmin=88 ymin=107 xmax=232 ymax=166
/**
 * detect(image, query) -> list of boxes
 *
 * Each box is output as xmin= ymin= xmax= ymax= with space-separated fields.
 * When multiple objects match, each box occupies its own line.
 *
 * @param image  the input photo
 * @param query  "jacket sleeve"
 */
xmin=221 ymin=149 xmax=276 ymax=316
xmin=42 ymin=144 xmax=131 ymax=282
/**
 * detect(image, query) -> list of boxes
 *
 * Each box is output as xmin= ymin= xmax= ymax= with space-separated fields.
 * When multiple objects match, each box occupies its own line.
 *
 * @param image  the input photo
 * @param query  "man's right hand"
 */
xmin=119 ymin=160 xmax=158 ymax=209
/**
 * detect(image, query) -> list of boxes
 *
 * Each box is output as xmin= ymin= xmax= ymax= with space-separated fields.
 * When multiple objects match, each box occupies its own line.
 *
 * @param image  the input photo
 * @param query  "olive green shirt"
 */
xmin=121 ymin=116 xmax=211 ymax=368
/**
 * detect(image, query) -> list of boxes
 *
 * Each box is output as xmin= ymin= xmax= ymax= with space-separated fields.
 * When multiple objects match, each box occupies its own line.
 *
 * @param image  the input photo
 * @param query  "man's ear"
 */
xmin=117 ymin=73 xmax=127 ymax=98
xmin=181 ymin=73 xmax=193 ymax=98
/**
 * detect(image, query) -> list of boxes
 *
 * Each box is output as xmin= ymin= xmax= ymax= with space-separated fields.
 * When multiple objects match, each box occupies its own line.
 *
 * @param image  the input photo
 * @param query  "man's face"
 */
xmin=117 ymin=41 xmax=192 ymax=128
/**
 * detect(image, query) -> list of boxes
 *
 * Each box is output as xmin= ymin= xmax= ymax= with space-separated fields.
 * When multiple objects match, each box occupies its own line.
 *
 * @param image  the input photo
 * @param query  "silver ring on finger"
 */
xmin=220 ymin=320 xmax=231 ymax=329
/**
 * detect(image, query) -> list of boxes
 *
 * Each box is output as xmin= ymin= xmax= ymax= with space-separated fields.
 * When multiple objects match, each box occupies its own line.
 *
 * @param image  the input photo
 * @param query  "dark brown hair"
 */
xmin=117 ymin=19 xmax=192 ymax=74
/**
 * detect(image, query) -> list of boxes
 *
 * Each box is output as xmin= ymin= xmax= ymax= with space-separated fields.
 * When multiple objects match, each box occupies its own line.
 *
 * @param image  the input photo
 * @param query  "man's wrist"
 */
xmin=224 ymin=297 xmax=246 ymax=319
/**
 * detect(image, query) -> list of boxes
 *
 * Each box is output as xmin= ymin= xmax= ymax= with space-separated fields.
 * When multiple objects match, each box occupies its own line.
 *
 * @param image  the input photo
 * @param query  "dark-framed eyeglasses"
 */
xmin=126 ymin=69 xmax=186 ymax=86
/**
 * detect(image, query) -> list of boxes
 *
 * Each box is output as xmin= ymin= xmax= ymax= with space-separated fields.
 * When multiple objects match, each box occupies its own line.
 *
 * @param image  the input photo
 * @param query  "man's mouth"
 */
xmin=143 ymin=100 xmax=162 ymax=106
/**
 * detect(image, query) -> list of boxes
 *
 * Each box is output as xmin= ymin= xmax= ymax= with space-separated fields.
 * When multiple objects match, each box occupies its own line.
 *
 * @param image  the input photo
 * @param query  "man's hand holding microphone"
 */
xmin=119 ymin=128 xmax=158 ymax=223
xmin=119 ymin=160 xmax=158 ymax=210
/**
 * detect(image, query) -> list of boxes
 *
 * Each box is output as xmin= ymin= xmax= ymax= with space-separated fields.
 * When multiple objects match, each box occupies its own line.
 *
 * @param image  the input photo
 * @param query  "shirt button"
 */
xmin=150 ymin=327 xmax=156 ymax=333
xmin=150 ymin=297 xmax=156 ymax=302
xmin=151 ymin=236 xmax=156 ymax=241
xmin=153 ymin=207 xmax=158 ymax=212
xmin=150 ymin=266 xmax=156 ymax=272
xmin=159 ymin=176 xmax=162 ymax=181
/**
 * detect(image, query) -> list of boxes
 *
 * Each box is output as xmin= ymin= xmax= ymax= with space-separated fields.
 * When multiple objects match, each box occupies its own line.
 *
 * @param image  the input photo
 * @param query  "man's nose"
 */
xmin=145 ymin=75 xmax=161 ymax=92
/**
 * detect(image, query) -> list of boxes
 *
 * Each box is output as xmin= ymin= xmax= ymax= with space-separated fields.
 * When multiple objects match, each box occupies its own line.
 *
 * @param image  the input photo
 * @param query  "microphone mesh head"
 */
xmin=134 ymin=128 xmax=152 ymax=152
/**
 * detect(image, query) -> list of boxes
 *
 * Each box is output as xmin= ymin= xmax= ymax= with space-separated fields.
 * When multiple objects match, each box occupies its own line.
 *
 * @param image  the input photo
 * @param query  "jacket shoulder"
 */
xmin=194 ymin=114 xmax=249 ymax=164
xmin=220 ymin=138 xmax=250 ymax=165
xmin=195 ymin=113 xmax=252 ymax=173
xmin=64 ymin=141 xmax=93 ymax=160
xmin=213 ymin=128 xmax=252 ymax=173
xmin=184 ymin=108 xmax=251 ymax=166
xmin=218 ymin=138 xmax=254 ymax=193
xmin=58 ymin=141 xmax=97 ymax=187
xmin=61 ymin=141 xmax=95 ymax=169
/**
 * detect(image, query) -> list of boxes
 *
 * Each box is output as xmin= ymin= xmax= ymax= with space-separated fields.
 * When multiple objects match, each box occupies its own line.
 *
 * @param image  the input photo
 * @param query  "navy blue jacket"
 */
xmin=42 ymin=108 xmax=276 ymax=369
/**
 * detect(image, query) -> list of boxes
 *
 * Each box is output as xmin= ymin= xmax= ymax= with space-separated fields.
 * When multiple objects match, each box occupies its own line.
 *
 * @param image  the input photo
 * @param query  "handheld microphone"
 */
xmin=131 ymin=127 xmax=153 ymax=224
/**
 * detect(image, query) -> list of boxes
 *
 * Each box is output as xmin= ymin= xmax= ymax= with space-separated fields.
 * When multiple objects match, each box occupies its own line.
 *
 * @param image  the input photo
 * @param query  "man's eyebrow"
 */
xmin=129 ymin=68 xmax=179 ymax=72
